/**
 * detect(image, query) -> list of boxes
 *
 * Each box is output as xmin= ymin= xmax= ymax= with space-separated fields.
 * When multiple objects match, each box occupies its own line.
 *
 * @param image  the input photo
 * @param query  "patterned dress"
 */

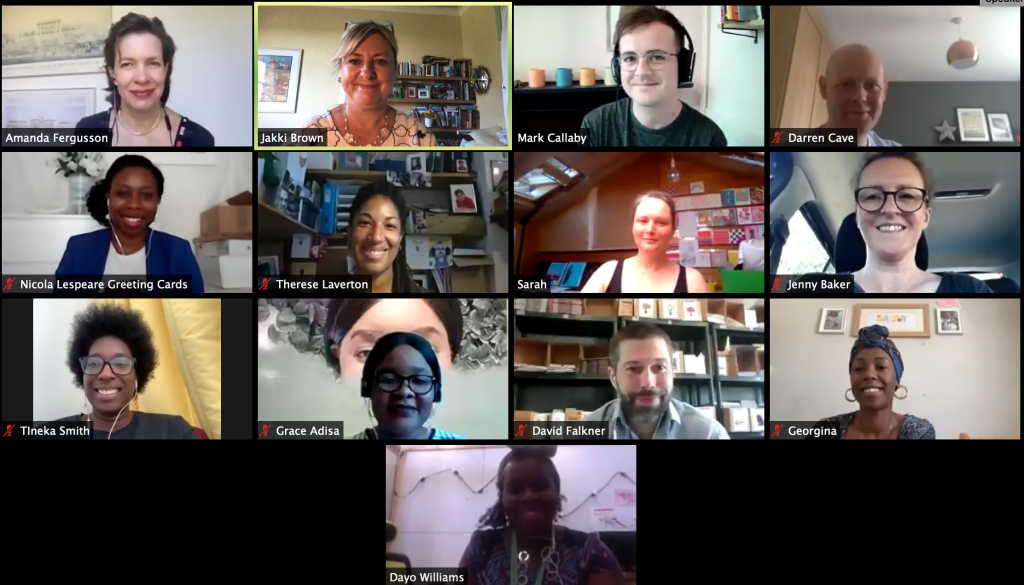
xmin=459 ymin=526 xmax=622 ymax=585
xmin=300 ymin=108 xmax=437 ymax=146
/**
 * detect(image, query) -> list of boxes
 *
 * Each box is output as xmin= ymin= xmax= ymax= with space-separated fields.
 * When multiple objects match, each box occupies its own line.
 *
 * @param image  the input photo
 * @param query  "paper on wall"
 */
xmin=677 ymin=211 xmax=698 ymax=238
xmin=592 ymin=507 xmax=637 ymax=531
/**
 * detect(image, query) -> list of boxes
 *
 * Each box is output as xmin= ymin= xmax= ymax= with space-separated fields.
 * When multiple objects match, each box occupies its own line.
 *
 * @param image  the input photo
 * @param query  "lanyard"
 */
xmin=510 ymin=534 xmax=547 ymax=585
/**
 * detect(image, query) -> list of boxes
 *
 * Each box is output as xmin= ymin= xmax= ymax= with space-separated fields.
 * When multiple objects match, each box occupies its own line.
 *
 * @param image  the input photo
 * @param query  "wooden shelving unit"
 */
xmin=396 ymin=75 xmax=473 ymax=82
xmin=257 ymin=200 xmax=315 ymax=239
xmin=305 ymin=169 xmax=476 ymax=181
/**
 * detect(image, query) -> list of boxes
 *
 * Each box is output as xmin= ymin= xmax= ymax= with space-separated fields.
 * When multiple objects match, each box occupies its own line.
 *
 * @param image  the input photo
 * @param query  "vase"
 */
xmin=67 ymin=174 xmax=93 ymax=215
xmin=425 ymin=118 xmax=433 ymax=128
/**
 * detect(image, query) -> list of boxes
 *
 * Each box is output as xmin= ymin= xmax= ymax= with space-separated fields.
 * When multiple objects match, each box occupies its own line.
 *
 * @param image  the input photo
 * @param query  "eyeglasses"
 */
xmin=80 ymin=355 xmax=136 ymax=375
xmin=618 ymin=51 xmax=678 ymax=72
xmin=376 ymin=371 xmax=436 ymax=395
xmin=345 ymin=19 xmax=395 ymax=35
xmin=855 ymin=187 xmax=928 ymax=213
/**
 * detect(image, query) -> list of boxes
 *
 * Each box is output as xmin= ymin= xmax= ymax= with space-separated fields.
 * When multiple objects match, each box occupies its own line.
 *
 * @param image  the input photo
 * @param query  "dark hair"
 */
xmin=362 ymin=332 xmax=442 ymax=401
xmin=86 ymin=155 xmax=164 ymax=228
xmin=630 ymin=191 xmax=677 ymax=231
xmin=477 ymin=446 xmax=564 ymax=530
xmin=609 ymin=322 xmax=673 ymax=369
xmin=323 ymin=299 xmax=463 ymax=376
xmin=350 ymin=182 xmax=418 ymax=292
xmin=66 ymin=304 xmax=159 ymax=392
xmin=855 ymin=152 xmax=933 ymax=209
xmin=103 ymin=13 xmax=177 ymax=107
xmin=614 ymin=5 xmax=687 ymax=54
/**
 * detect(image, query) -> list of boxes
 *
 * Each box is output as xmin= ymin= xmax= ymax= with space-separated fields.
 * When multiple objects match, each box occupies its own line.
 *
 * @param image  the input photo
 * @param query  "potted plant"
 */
xmin=52 ymin=152 xmax=103 ymax=214
xmin=423 ymin=110 xmax=437 ymax=128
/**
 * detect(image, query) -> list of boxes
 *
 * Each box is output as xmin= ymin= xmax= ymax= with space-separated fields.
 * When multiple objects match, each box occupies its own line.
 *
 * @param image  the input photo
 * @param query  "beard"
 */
xmin=619 ymin=389 xmax=669 ymax=425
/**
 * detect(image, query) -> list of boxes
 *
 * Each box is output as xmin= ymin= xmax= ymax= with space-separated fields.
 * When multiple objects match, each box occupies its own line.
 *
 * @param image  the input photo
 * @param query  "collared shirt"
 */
xmin=583 ymin=398 xmax=731 ymax=440
xmin=866 ymin=130 xmax=901 ymax=146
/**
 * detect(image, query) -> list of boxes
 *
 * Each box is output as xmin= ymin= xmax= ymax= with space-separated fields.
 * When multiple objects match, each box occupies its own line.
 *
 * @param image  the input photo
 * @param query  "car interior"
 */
xmin=769 ymin=152 xmax=1021 ymax=292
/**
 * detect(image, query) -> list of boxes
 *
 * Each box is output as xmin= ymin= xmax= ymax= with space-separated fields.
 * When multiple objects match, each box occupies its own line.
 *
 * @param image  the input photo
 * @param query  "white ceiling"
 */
xmin=817 ymin=6 xmax=1021 ymax=82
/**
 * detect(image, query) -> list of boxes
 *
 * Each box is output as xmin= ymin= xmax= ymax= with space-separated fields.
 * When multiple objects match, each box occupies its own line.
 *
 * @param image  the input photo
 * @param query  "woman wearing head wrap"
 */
xmin=812 ymin=325 xmax=935 ymax=439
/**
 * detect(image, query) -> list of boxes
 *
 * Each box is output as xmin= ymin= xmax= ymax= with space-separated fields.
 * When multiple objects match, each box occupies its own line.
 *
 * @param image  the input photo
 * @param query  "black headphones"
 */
xmin=611 ymin=19 xmax=696 ymax=86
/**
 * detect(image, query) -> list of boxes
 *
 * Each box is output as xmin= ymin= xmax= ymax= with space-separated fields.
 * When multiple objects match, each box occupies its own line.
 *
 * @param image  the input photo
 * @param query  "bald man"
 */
xmin=818 ymin=44 xmax=900 ymax=147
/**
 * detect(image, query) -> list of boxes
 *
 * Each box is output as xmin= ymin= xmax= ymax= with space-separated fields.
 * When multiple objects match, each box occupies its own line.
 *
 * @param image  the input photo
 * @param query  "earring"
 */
xmin=895 ymin=384 xmax=909 ymax=400
xmin=845 ymin=388 xmax=857 ymax=402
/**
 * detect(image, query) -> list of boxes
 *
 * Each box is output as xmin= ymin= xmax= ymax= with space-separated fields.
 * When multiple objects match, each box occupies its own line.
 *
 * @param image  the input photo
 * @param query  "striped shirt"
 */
xmin=348 ymin=427 xmax=466 ymax=440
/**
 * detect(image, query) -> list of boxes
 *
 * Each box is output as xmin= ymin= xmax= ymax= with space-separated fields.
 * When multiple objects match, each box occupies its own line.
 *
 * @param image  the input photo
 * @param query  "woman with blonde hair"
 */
xmin=302 ymin=20 xmax=436 ymax=147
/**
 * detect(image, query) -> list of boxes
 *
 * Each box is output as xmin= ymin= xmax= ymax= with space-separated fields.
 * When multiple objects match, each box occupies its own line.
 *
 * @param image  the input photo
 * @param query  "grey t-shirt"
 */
xmin=53 ymin=412 xmax=200 ymax=439
xmin=581 ymin=97 xmax=727 ymax=147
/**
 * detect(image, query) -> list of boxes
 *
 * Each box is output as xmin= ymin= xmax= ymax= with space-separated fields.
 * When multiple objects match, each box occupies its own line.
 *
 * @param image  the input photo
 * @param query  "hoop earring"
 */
xmin=845 ymin=388 xmax=857 ymax=402
xmin=895 ymin=385 xmax=909 ymax=400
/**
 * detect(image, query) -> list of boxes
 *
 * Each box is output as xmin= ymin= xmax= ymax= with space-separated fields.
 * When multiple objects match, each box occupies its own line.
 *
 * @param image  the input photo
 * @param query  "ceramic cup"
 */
xmin=604 ymin=66 xmax=616 ymax=86
xmin=528 ymin=69 xmax=545 ymax=88
xmin=579 ymin=68 xmax=596 ymax=86
xmin=555 ymin=68 xmax=572 ymax=87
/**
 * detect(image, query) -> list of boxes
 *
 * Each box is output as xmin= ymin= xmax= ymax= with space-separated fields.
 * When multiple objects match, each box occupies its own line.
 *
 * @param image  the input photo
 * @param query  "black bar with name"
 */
xmin=516 ymin=276 xmax=549 ymax=292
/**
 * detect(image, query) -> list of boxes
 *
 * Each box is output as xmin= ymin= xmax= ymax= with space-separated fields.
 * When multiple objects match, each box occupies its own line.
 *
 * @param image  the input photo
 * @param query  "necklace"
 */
xmin=511 ymin=531 xmax=562 ymax=585
xmin=118 ymin=107 xmax=164 ymax=135
xmin=343 ymin=104 xmax=390 ymax=146
xmin=852 ymin=412 xmax=895 ymax=440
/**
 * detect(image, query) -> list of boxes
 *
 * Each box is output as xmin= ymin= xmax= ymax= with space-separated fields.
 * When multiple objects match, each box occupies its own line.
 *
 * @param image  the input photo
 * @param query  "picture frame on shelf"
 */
xmin=417 ymin=87 xmax=430 ymax=99
xmin=455 ymin=158 xmax=469 ymax=173
xmin=450 ymin=183 xmax=478 ymax=214
xmin=956 ymin=108 xmax=989 ymax=142
xmin=987 ymin=113 xmax=1013 ymax=142
xmin=406 ymin=85 xmax=417 ymax=99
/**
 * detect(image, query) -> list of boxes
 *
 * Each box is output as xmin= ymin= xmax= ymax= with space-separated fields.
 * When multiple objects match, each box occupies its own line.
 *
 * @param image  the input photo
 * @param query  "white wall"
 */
xmin=33 ymin=298 xmax=95 ymax=420
xmin=769 ymin=298 xmax=1021 ymax=439
xmin=705 ymin=6 xmax=764 ymax=146
xmin=389 ymin=446 xmax=637 ymax=568
xmin=387 ymin=447 xmax=398 ymax=521
xmin=256 ymin=304 xmax=509 ymax=439
xmin=0 ymin=151 xmax=252 ymax=274
xmin=2 ymin=6 xmax=252 ymax=146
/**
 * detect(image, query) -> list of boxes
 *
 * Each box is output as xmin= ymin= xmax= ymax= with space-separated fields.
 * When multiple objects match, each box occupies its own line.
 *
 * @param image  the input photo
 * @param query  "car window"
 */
xmin=777 ymin=209 xmax=834 ymax=274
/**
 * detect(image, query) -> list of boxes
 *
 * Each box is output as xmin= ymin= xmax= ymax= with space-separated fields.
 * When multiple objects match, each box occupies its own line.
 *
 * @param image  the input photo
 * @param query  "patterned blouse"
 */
xmin=300 ymin=108 xmax=437 ymax=147
xmin=459 ymin=526 xmax=621 ymax=585
xmin=810 ymin=412 xmax=936 ymax=439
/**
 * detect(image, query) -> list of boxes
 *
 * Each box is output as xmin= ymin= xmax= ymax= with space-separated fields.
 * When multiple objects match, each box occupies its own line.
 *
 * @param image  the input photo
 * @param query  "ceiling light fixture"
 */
xmin=668 ymin=153 xmax=680 ymax=183
xmin=946 ymin=17 xmax=979 ymax=70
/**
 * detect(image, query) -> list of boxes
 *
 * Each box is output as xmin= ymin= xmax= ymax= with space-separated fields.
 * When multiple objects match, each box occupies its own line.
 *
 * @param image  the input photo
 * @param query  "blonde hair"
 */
xmin=328 ymin=22 xmax=399 ymax=77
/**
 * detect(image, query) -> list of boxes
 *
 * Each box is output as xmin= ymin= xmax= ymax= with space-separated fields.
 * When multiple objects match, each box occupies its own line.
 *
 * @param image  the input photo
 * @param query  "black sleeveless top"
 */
xmin=606 ymin=260 xmax=689 ymax=293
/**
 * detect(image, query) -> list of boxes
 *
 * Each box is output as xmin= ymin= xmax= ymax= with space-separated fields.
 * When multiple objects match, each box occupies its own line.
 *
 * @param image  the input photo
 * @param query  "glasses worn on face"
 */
xmin=618 ymin=51 xmax=678 ymax=72
xmin=376 ymin=371 xmax=435 ymax=395
xmin=80 ymin=355 xmax=136 ymax=375
xmin=855 ymin=187 xmax=928 ymax=213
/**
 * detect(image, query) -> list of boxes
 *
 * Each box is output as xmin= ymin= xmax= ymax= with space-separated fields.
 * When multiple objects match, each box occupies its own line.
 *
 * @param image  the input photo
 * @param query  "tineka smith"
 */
xmin=517 ymin=133 xmax=588 ymax=144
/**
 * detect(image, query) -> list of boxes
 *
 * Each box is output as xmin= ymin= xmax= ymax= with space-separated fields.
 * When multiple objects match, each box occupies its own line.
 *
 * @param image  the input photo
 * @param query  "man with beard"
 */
xmin=584 ymin=322 xmax=730 ymax=439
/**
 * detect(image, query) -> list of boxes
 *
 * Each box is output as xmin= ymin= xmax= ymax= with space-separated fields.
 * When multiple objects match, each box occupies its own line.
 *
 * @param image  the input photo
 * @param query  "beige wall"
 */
xmin=257 ymin=6 xmax=503 ymax=129
xmin=769 ymin=298 xmax=1021 ymax=439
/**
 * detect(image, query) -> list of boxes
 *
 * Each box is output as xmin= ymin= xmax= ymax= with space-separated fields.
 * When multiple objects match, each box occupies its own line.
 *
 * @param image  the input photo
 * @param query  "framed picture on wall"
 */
xmin=1 ymin=88 xmax=95 ymax=129
xmin=851 ymin=304 xmax=931 ymax=338
xmin=936 ymin=308 xmax=963 ymax=334
xmin=818 ymin=308 xmax=845 ymax=334
xmin=2 ymin=6 xmax=110 ymax=78
xmin=258 ymin=48 xmax=303 ymax=113
xmin=956 ymin=108 xmax=990 ymax=142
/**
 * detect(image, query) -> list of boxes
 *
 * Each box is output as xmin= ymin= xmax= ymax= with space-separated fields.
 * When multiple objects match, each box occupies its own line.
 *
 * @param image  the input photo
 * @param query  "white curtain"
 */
xmin=500 ymin=6 xmax=508 ymax=132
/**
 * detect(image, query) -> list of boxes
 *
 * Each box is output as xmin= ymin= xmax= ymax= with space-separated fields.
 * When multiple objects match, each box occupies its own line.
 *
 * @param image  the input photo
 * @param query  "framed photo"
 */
xmin=956 ymin=108 xmax=990 ymax=142
xmin=818 ymin=308 xmax=845 ymax=334
xmin=289 ymin=261 xmax=317 ymax=276
xmin=455 ymin=158 xmax=469 ymax=173
xmin=2 ymin=6 xmax=110 ymax=78
xmin=987 ymin=113 xmax=1014 ymax=142
xmin=258 ymin=48 xmax=303 ymax=113
xmin=417 ymin=87 xmax=430 ymax=99
xmin=406 ymin=85 xmax=417 ymax=99
xmin=257 ymin=256 xmax=280 ymax=276
xmin=340 ymin=152 xmax=368 ymax=171
xmin=408 ymin=153 xmax=425 ymax=173
xmin=450 ymin=183 xmax=478 ymax=214
xmin=2 ymin=88 xmax=95 ymax=129
xmin=851 ymin=304 xmax=930 ymax=338
xmin=936 ymin=308 xmax=963 ymax=334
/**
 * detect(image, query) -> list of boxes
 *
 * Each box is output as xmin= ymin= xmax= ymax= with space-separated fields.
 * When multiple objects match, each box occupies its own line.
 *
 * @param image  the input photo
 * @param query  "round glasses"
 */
xmin=855 ymin=187 xmax=928 ymax=213
xmin=80 ymin=355 xmax=136 ymax=375
xmin=618 ymin=51 xmax=678 ymax=72
xmin=376 ymin=371 xmax=436 ymax=395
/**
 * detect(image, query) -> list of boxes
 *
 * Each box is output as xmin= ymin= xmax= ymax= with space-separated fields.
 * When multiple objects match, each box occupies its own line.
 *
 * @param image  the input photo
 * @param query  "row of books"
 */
xmin=389 ymin=81 xmax=477 ymax=102
xmin=722 ymin=6 xmax=764 ymax=21
xmin=409 ymin=105 xmax=479 ymax=129
xmin=398 ymin=58 xmax=472 ymax=77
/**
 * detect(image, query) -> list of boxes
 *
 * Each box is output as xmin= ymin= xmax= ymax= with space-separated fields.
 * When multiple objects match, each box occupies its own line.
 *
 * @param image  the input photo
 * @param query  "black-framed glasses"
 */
xmin=855 ymin=187 xmax=928 ymax=213
xmin=618 ymin=51 xmax=678 ymax=71
xmin=376 ymin=371 xmax=436 ymax=395
xmin=345 ymin=19 xmax=395 ymax=35
xmin=80 ymin=355 xmax=136 ymax=375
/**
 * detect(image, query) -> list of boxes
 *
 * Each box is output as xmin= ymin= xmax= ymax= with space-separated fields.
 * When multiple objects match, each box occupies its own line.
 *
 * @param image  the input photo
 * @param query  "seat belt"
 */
xmin=769 ymin=215 xmax=789 ymax=276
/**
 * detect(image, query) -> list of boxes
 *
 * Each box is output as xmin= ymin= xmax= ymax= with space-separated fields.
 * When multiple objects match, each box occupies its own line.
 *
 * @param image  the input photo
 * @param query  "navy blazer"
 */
xmin=56 ymin=228 xmax=204 ymax=293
